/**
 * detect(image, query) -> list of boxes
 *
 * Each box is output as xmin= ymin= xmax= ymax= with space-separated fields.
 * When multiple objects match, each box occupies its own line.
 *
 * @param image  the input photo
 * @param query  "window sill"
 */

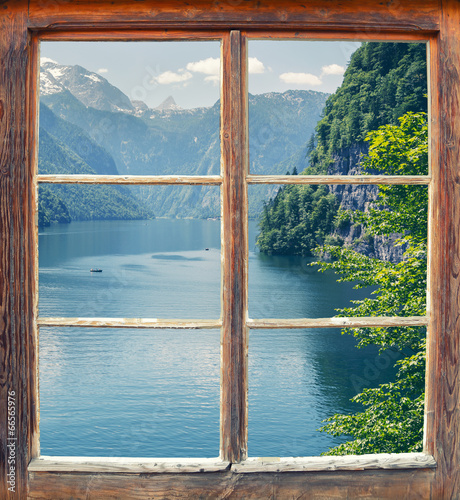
xmin=28 ymin=456 xmax=231 ymax=473
xmin=233 ymin=453 xmax=436 ymax=473
xmin=29 ymin=452 xmax=435 ymax=475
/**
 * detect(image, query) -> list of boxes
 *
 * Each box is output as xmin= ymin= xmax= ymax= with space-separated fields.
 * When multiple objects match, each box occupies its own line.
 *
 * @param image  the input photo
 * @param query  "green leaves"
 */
xmin=317 ymin=112 xmax=428 ymax=455
xmin=309 ymin=42 xmax=427 ymax=175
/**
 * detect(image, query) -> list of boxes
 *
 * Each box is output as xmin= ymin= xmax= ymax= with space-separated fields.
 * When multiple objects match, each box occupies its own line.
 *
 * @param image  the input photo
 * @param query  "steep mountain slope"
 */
xmin=40 ymin=103 xmax=118 ymax=175
xmin=38 ymin=104 xmax=153 ymax=226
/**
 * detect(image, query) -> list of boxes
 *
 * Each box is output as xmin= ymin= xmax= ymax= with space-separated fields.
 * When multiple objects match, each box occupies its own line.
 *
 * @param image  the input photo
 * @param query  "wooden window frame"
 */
xmin=1 ymin=1 xmax=458 ymax=498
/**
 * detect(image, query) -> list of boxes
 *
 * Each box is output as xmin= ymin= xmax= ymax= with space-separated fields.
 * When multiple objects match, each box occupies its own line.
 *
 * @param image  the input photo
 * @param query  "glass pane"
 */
xmin=38 ymin=185 xmax=221 ymax=319
xmin=39 ymin=41 xmax=221 ymax=179
xmin=248 ymin=40 xmax=427 ymax=177
xmin=249 ymin=328 xmax=425 ymax=456
xmin=39 ymin=328 xmax=220 ymax=457
xmin=249 ymin=184 xmax=428 ymax=319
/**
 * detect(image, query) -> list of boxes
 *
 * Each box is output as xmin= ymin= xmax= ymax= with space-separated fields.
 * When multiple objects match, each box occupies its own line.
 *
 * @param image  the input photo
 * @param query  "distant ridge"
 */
xmin=155 ymin=95 xmax=181 ymax=111
xmin=40 ymin=59 xmax=329 ymax=218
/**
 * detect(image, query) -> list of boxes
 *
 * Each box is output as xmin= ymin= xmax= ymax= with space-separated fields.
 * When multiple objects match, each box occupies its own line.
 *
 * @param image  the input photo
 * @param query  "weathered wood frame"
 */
xmin=1 ymin=1 xmax=459 ymax=498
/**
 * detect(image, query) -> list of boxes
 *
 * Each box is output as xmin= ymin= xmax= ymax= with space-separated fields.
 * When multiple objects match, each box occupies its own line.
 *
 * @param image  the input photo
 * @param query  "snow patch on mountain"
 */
xmin=40 ymin=71 xmax=65 ymax=96
xmin=40 ymin=60 xmax=134 ymax=114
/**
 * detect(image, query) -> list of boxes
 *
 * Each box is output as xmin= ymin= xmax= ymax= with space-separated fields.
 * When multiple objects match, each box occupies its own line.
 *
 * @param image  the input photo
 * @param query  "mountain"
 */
xmin=41 ymin=59 xmax=135 ymax=114
xmin=38 ymin=102 xmax=153 ymax=226
xmin=256 ymin=42 xmax=428 ymax=260
xmin=39 ymin=60 xmax=329 ymax=218
xmin=39 ymin=103 xmax=118 ymax=175
xmin=155 ymin=95 xmax=181 ymax=111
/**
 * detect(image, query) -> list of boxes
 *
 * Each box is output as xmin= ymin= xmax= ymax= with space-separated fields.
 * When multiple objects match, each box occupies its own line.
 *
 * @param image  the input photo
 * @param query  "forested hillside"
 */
xmin=38 ymin=103 xmax=153 ymax=227
xmin=257 ymin=42 xmax=427 ymax=256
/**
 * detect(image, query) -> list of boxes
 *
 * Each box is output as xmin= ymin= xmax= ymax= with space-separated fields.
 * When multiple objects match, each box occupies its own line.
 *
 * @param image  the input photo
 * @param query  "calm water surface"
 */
xmin=39 ymin=219 xmax=396 ymax=457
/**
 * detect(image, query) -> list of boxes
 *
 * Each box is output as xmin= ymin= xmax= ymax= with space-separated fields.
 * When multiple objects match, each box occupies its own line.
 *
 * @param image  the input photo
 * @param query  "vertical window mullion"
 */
xmin=220 ymin=30 xmax=249 ymax=463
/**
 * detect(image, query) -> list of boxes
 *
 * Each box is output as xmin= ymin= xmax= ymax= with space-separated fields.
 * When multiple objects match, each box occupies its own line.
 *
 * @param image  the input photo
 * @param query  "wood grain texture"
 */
xmin=37 ymin=317 xmax=221 ymax=329
xmin=29 ymin=453 xmax=435 ymax=474
xmin=39 ymin=29 xmax=225 ymax=41
xmin=0 ymin=3 xmax=36 ymax=499
xmin=37 ymin=174 xmax=222 ymax=185
xmin=1 ymin=0 xmax=459 ymax=498
xmin=29 ymin=457 xmax=230 ymax=473
xmin=27 ymin=468 xmax=435 ymax=499
xmin=233 ymin=453 xmax=436 ymax=473
xmin=27 ymin=32 xmax=41 ymax=465
xmin=244 ymin=30 xmax=432 ymax=41
xmin=248 ymin=316 xmax=429 ymax=329
xmin=27 ymin=0 xmax=440 ymax=32
xmin=247 ymin=175 xmax=431 ymax=185
xmin=220 ymin=30 xmax=248 ymax=463
xmin=426 ymin=1 xmax=460 ymax=498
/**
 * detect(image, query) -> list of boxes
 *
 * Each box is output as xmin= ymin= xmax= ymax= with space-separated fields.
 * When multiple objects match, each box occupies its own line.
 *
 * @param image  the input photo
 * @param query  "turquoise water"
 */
xmin=38 ymin=219 xmax=396 ymax=457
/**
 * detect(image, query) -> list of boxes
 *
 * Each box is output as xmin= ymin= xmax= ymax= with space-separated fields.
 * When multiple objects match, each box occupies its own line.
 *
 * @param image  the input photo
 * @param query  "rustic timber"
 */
xmin=1 ymin=0 xmax=460 ymax=498
xmin=37 ymin=318 xmax=221 ymax=329
xmin=28 ymin=33 xmax=40 ymax=464
xmin=0 ymin=4 xmax=35 ymax=500
xmin=220 ymin=30 xmax=248 ymax=464
xmin=27 ymin=0 xmax=439 ymax=32
xmin=426 ymin=1 xmax=460 ymax=498
xmin=27 ymin=469 xmax=435 ymax=499
xmin=244 ymin=31 xmax=432 ymax=42
xmin=28 ymin=457 xmax=230 ymax=474
xmin=247 ymin=174 xmax=431 ymax=185
xmin=27 ymin=453 xmax=435 ymax=475
xmin=39 ymin=29 xmax=225 ymax=41
xmin=232 ymin=453 xmax=436 ymax=473
xmin=248 ymin=316 xmax=429 ymax=330
xmin=37 ymin=174 xmax=223 ymax=185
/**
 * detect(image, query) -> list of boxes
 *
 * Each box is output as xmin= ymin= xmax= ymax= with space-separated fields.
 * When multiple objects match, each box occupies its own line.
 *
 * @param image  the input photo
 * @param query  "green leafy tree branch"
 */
xmin=316 ymin=111 xmax=428 ymax=455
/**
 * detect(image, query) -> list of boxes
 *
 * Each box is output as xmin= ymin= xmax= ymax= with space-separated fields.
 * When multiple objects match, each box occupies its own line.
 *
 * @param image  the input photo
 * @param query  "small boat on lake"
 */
xmin=90 ymin=268 xmax=102 ymax=273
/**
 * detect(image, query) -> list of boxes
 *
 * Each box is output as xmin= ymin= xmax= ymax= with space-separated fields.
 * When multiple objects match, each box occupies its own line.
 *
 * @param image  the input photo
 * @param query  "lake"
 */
xmin=38 ymin=218 xmax=397 ymax=458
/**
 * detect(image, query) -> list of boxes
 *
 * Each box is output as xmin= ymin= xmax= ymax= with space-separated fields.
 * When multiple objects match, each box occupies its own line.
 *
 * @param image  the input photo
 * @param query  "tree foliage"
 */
xmin=316 ymin=112 xmax=428 ymax=454
xmin=256 ymin=184 xmax=339 ymax=256
xmin=308 ymin=42 xmax=427 ymax=174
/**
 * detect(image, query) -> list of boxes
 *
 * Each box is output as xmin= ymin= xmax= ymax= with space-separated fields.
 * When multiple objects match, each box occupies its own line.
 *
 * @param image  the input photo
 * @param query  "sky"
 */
xmin=40 ymin=40 xmax=361 ymax=109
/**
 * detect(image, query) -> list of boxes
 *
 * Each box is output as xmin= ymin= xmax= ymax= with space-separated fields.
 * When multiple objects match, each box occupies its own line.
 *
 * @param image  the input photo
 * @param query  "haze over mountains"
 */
xmin=39 ymin=59 xmax=329 ymax=221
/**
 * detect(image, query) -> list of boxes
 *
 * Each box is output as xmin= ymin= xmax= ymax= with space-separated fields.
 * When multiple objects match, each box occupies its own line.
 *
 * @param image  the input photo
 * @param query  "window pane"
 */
xmin=248 ymin=40 xmax=427 ymax=179
xmin=39 ymin=328 xmax=220 ymax=457
xmin=249 ymin=327 xmax=425 ymax=456
xmin=39 ymin=41 xmax=221 ymax=184
xmin=38 ymin=185 xmax=221 ymax=319
xmin=249 ymin=184 xmax=428 ymax=319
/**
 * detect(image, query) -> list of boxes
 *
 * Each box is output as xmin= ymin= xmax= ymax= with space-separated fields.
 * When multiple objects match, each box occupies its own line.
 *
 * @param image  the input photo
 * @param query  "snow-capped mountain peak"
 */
xmin=40 ymin=59 xmax=135 ymax=114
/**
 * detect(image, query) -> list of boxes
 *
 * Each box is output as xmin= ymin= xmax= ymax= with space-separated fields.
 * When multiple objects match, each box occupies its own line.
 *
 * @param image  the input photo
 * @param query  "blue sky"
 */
xmin=41 ymin=40 xmax=361 ymax=109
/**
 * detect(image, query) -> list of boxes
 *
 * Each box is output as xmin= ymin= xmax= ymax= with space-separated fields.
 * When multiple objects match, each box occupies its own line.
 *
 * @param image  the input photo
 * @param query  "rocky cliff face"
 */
xmin=327 ymin=143 xmax=406 ymax=263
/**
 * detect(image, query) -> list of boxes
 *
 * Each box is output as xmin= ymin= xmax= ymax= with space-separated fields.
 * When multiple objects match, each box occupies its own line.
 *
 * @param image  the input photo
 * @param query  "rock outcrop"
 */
xmin=327 ymin=143 xmax=406 ymax=263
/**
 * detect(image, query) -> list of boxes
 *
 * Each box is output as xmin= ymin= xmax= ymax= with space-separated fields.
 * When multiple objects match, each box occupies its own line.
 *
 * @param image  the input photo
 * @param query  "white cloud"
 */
xmin=321 ymin=64 xmax=345 ymax=76
xmin=154 ymin=70 xmax=193 ymax=85
xmin=279 ymin=72 xmax=322 ymax=86
xmin=98 ymin=68 xmax=109 ymax=74
xmin=187 ymin=57 xmax=220 ymax=76
xmin=248 ymin=57 xmax=266 ymax=74
xmin=185 ymin=56 xmax=265 ymax=83
xmin=204 ymin=75 xmax=220 ymax=85
xmin=40 ymin=57 xmax=57 ymax=65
